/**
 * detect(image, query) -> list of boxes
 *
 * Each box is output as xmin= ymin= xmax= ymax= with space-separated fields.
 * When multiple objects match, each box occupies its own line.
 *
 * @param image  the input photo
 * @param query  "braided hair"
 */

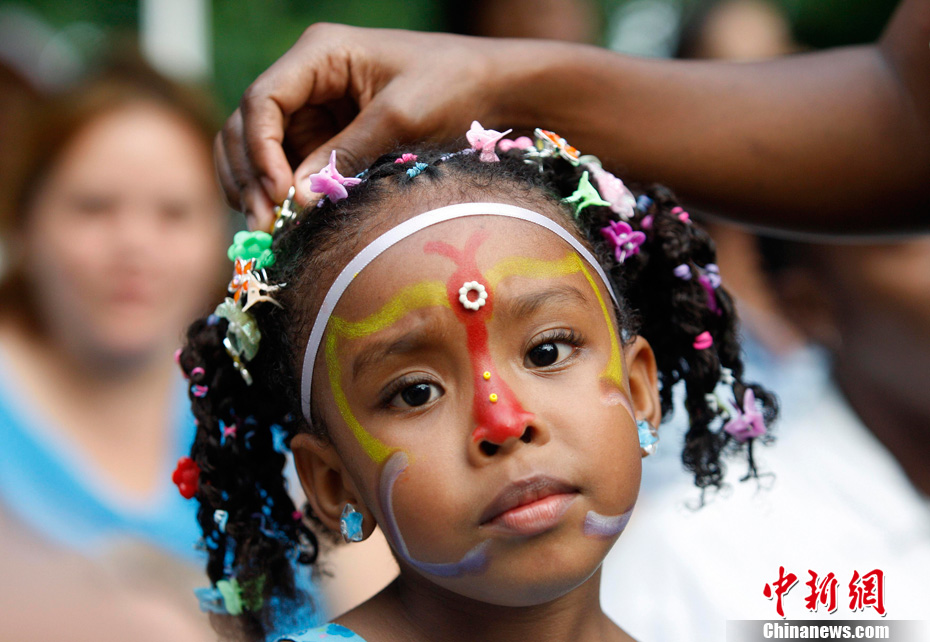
xmin=177 ymin=134 xmax=777 ymax=640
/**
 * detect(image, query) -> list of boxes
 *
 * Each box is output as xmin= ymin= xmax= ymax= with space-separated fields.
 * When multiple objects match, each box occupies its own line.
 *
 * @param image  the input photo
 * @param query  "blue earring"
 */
xmin=637 ymin=419 xmax=658 ymax=456
xmin=340 ymin=503 xmax=364 ymax=543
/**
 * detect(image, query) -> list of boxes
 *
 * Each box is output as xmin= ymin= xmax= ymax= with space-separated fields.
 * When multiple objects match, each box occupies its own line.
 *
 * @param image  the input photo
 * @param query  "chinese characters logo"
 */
xmin=763 ymin=567 xmax=885 ymax=618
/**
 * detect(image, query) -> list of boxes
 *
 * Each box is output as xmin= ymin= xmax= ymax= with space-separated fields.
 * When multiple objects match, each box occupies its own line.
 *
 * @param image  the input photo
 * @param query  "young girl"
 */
xmin=176 ymin=123 xmax=776 ymax=641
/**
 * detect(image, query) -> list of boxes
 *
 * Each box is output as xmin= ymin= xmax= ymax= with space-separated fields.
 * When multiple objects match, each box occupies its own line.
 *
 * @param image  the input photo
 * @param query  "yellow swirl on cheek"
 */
xmin=324 ymin=281 xmax=450 ymax=463
xmin=322 ymin=251 xmax=622 ymax=463
xmin=578 ymin=261 xmax=624 ymax=389
xmin=486 ymin=253 xmax=623 ymax=387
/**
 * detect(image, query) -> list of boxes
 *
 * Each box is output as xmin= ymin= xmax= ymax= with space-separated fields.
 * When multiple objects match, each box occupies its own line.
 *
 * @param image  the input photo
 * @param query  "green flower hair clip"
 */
xmin=214 ymin=297 xmax=261 ymax=385
xmin=228 ymin=230 xmax=275 ymax=269
xmin=562 ymin=170 xmax=611 ymax=217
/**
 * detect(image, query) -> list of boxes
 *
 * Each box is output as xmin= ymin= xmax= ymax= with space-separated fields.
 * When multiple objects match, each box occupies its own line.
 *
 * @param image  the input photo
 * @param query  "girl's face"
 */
xmin=297 ymin=212 xmax=659 ymax=607
xmin=21 ymin=103 xmax=227 ymax=366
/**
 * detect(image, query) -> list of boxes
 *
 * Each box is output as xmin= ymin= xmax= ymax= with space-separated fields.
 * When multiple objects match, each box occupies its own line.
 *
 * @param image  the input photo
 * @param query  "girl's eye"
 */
xmin=390 ymin=382 xmax=442 ymax=409
xmin=525 ymin=340 xmax=575 ymax=368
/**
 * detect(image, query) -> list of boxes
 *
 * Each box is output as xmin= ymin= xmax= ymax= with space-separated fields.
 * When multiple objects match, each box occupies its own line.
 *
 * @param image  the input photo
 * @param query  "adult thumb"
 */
xmin=292 ymin=108 xmax=401 ymax=207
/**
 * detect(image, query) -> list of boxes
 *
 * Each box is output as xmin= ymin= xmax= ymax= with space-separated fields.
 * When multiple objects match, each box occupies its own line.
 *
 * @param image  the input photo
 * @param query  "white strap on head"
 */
xmin=300 ymin=201 xmax=618 ymax=422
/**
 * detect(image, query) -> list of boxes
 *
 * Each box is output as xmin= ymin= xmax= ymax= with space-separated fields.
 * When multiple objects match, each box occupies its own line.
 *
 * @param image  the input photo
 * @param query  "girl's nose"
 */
xmin=478 ymin=425 xmax=537 ymax=457
xmin=472 ymin=398 xmax=536 ymax=457
xmin=472 ymin=403 xmax=534 ymax=445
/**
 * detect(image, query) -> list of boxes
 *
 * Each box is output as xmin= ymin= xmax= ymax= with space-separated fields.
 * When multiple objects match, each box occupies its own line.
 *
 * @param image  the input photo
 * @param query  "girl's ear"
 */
xmin=291 ymin=433 xmax=377 ymax=541
xmin=624 ymin=336 xmax=661 ymax=429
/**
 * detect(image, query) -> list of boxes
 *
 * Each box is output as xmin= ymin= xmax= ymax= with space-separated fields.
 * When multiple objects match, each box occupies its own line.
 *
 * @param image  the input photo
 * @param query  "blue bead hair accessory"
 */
xmin=340 ymin=503 xmax=364 ymax=543
xmin=194 ymin=586 xmax=228 ymax=613
xmin=219 ymin=420 xmax=236 ymax=446
xmin=637 ymin=419 xmax=658 ymax=456
xmin=636 ymin=194 xmax=653 ymax=212
xmin=406 ymin=162 xmax=428 ymax=178
xmin=270 ymin=423 xmax=289 ymax=453
xmin=214 ymin=509 xmax=229 ymax=533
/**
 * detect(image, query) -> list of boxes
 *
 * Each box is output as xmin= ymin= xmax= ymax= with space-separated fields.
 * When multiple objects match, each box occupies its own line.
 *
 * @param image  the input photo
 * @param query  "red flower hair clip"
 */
xmin=172 ymin=456 xmax=200 ymax=499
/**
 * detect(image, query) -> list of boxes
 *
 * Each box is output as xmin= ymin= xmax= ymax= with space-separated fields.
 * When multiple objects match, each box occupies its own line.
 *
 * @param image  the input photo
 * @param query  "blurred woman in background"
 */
xmin=0 ymin=59 xmax=228 ymax=640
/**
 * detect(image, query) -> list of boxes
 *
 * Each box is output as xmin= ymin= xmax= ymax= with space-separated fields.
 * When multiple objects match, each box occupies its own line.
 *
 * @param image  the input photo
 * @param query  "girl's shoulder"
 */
xmin=279 ymin=622 xmax=368 ymax=642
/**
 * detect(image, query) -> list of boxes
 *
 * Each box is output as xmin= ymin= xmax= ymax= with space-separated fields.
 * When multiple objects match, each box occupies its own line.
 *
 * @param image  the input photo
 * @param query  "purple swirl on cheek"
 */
xmin=378 ymin=451 xmax=490 ymax=578
xmin=583 ymin=507 xmax=634 ymax=539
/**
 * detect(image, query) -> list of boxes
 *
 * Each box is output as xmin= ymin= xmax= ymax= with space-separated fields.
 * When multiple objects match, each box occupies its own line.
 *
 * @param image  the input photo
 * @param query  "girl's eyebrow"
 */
xmin=498 ymin=285 xmax=590 ymax=320
xmin=351 ymin=325 xmax=441 ymax=382
xmin=349 ymin=286 xmax=588 ymax=381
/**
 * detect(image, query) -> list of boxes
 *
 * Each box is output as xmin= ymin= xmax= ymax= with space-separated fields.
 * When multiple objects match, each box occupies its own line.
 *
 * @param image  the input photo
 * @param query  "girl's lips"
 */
xmin=485 ymin=493 xmax=578 ymax=536
xmin=480 ymin=476 xmax=578 ymax=536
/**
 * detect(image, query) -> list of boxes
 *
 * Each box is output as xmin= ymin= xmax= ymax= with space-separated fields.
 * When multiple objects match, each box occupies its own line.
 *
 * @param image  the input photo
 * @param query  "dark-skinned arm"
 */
xmin=495 ymin=0 xmax=930 ymax=236
xmin=219 ymin=0 xmax=929 ymax=235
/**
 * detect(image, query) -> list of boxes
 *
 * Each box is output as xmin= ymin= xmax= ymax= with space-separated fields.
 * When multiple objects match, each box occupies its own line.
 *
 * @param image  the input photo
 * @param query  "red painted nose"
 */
xmin=472 ymin=399 xmax=535 ymax=444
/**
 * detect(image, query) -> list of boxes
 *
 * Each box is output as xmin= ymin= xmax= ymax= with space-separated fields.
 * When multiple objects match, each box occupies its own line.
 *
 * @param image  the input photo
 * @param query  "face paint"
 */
xmin=488 ymin=254 xmax=633 ymax=539
xmin=577 ymin=261 xmax=624 ymax=391
xmin=424 ymin=231 xmax=534 ymax=445
xmin=325 ymin=281 xmax=449 ymax=463
xmin=308 ymin=212 xmax=640 ymax=590
xmin=485 ymin=252 xmax=624 ymax=390
xmin=583 ymin=507 xmax=633 ymax=539
xmin=379 ymin=451 xmax=490 ymax=577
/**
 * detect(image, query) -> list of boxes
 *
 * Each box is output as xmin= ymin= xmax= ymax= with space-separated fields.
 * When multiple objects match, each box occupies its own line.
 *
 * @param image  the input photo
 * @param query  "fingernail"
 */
xmin=296 ymin=179 xmax=321 ymax=208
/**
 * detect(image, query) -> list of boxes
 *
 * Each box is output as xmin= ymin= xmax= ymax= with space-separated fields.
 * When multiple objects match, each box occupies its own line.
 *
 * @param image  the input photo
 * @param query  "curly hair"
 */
xmin=177 ymin=140 xmax=777 ymax=640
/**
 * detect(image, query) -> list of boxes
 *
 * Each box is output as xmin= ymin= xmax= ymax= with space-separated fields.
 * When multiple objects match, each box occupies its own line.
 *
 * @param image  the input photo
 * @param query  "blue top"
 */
xmin=279 ymin=623 xmax=367 ymax=641
xmin=0 ymin=349 xmax=201 ymax=561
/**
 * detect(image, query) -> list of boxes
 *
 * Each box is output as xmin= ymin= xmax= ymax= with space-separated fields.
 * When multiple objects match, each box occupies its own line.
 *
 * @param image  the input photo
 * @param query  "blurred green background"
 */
xmin=5 ymin=0 xmax=899 ymax=114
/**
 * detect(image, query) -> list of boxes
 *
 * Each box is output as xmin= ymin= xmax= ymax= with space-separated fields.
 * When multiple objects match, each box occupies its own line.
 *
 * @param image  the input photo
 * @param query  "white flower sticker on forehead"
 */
xmin=458 ymin=281 xmax=488 ymax=311
xmin=300 ymin=202 xmax=620 ymax=423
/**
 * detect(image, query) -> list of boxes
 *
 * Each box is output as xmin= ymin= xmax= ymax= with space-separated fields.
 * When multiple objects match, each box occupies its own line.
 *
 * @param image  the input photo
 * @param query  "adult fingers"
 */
xmin=218 ymin=109 xmax=277 ymax=230
xmin=238 ymin=82 xmax=295 ymax=212
xmin=214 ymin=131 xmax=241 ymax=211
xmin=244 ymin=186 xmax=275 ymax=232
xmin=217 ymin=134 xmax=270 ymax=231
xmin=239 ymin=24 xmax=362 ymax=210
xmin=291 ymin=99 xmax=412 ymax=206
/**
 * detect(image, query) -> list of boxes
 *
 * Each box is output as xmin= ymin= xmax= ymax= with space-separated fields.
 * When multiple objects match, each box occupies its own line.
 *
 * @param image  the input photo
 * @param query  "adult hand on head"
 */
xmin=219 ymin=0 xmax=930 ymax=235
xmin=216 ymin=24 xmax=509 ymax=231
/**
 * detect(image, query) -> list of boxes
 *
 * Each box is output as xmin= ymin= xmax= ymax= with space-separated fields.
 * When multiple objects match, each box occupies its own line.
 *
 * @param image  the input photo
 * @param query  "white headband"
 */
xmin=300 ymin=201 xmax=618 ymax=421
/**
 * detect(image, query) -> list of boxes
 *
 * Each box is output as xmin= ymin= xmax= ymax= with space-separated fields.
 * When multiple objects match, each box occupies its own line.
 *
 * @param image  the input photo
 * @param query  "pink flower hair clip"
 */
xmin=600 ymin=220 xmax=646 ymax=264
xmin=466 ymin=120 xmax=512 ymax=162
xmin=308 ymin=150 xmax=362 ymax=203
xmin=497 ymin=136 xmax=534 ymax=152
xmin=723 ymin=388 xmax=766 ymax=442
xmin=584 ymin=162 xmax=636 ymax=220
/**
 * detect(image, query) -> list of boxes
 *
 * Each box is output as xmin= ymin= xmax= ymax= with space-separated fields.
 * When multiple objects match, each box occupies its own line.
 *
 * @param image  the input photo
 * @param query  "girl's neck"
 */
xmin=344 ymin=568 xmax=633 ymax=642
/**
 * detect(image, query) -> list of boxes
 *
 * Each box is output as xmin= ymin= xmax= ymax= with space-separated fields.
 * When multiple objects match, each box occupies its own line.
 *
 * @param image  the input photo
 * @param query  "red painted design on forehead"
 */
xmin=424 ymin=231 xmax=534 ymax=444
